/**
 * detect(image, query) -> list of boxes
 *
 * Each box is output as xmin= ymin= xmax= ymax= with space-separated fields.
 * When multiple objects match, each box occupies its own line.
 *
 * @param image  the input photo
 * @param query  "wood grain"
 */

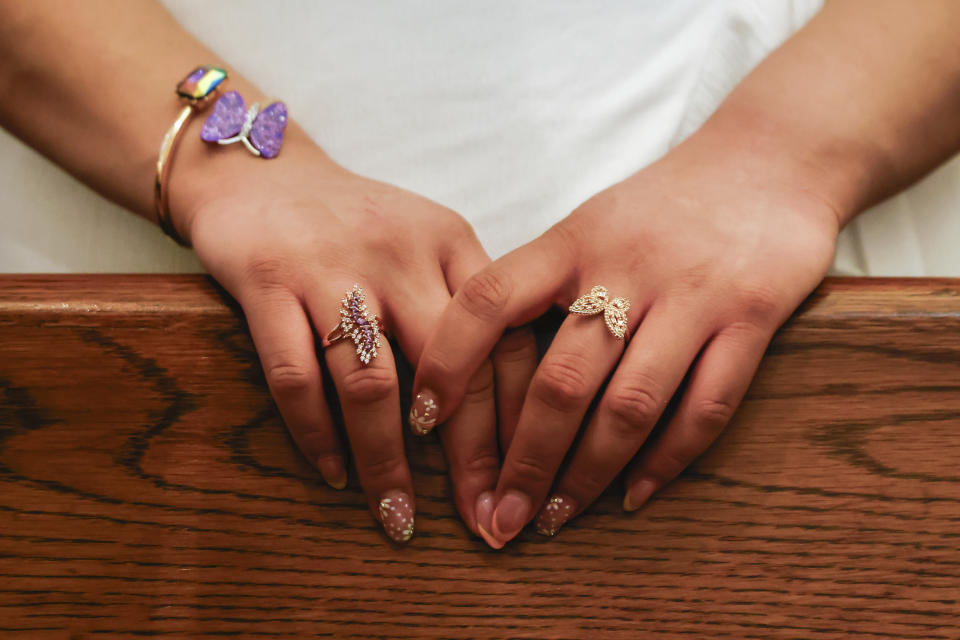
xmin=1 ymin=275 xmax=959 ymax=639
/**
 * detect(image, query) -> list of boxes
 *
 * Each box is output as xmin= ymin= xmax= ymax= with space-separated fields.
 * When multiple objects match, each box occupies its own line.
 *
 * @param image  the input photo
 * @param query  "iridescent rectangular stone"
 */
xmin=176 ymin=65 xmax=227 ymax=101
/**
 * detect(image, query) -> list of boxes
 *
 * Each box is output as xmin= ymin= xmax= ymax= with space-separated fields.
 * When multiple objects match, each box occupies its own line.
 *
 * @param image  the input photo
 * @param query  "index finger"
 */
xmin=409 ymin=235 xmax=572 ymax=432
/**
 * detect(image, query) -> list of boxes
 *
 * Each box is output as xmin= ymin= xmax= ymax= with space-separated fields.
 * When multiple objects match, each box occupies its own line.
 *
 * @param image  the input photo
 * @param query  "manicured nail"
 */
xmin=317 ymin=456 xmax=347 ymax=490
xmin=491 ymin=490 xmax=533 ymax=543
xmin=378 ymin=490 xmax=415 ymax=543
xmin=408 ymin=390 xmax=439 ymax=435
xmin=623 ymin=478 xmax=657 ymax=512
xmin=535 ymin=494 xmax=577 ymax=537
xmin=475 ymin=491 xmax=503 ymax=549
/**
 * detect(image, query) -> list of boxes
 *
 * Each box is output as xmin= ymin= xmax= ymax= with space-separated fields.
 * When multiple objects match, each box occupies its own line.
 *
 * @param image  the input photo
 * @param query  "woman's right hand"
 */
xmin=168 ymin=131 xmax=524 ymax=543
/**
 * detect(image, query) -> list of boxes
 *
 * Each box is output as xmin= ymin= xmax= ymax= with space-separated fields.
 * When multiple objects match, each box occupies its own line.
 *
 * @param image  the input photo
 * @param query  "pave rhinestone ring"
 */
xmin=568 ymin=285 xmax=631 ymax=339
xmin=321 ymin=285 xmax=385 ymax=365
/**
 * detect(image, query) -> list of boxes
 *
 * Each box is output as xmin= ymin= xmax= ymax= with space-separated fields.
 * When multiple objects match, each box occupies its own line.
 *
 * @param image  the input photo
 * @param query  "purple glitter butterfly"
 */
xmin=200 ymin=90 xmax=287 ymax=158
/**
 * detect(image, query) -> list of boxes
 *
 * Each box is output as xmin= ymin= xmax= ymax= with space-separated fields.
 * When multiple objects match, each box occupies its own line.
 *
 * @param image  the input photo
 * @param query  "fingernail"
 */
xmin=317 ymin=456 xmax=347 ymax=490
xmin=491 ymin=490 xmax=533 ymax=543
xmin=408 ymin=390 xmax=439 ymax=435
xmin=535 ymin=494 xmax=577 ymax=537
xmin=378 ymin=490 xmax=415 ymax=543
xmin=623 ymin=478 xmax=657 ymax=512
xmin=475 ymin=491 xmax=503 ymax=549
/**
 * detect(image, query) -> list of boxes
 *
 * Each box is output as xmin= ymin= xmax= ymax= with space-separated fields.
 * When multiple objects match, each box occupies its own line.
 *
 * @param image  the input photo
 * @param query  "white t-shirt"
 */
xmin=1 ymin=1 xmax=957 ymax=275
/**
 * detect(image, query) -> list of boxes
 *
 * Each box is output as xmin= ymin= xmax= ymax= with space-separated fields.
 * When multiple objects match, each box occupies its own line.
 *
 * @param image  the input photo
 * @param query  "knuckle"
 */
xmin=531 ymin=352 xmax=593 ymax=412
xmin=243 ymin=256 xmax=293 ymax=291
xmin=658 ymin=446 xmax=696 ymax=476
xmin=642 ymin=437 xmax=713 ymax=483
xmin=572 ymin=468 xmax=612 ymax=498
xmin=338 ymin=366 xmax=397 ymax=404
xmin=689 ymin=397 xmax=736 ymax=435
xmin=737 ymin=286 xmax=782 ymax=327
xmin=361 ymin=451 xmax=405 ymax=481
xmin=460 ymin=448 xmax=501 ymax=476
xmin=265 ymin=360 xmax=317 ymax=397
xmin=542 ymin=222 xmax=583 ymax=262
xmin=300 ymin=430 xmax=339 ymax=455
xmin=457 ymin=269 xmax=512 ymax=321
xmin=510 ymin=453 xmax=554 ymax=485
xmin=719 ymin=319 xmax=767 ymax=344
xmin=416 ymin=350 xmax=457 ymax=388
xmin=606 ymin=378 xmax=664 ymax=434
xmin=314 ymin=451 xmax=342 ymax=467
xmin=446 ymin=213 xmax=478 ymax=246
xmin=634 ymin=451 xmax=680 ymax=485
xmin=673 ymin=265 xmax=709 ymax=294
xmin=492 ymin=329 xmax=539 ymax=364
xmin=463 ymin=360 xmax=496 ymax=402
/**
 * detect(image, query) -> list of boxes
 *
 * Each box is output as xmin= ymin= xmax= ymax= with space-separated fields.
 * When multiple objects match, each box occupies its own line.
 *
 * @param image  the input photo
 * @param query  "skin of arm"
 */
xmin=0 ymin=0 xmax=288 ymax=238
xmin=687 ymin=0 xmax=960 ymax=227
xmin=0 ymin=0 xmax=524 ymax=545
xmin=409 ymin=0 xmax=960 ymax=548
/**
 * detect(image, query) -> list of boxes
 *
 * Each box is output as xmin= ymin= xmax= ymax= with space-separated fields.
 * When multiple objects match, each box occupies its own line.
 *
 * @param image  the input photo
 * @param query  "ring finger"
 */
xmin=308 ymin=282 xmax=415 ymax=544
xmin=533 ymin=299 xmax=713 ymax=537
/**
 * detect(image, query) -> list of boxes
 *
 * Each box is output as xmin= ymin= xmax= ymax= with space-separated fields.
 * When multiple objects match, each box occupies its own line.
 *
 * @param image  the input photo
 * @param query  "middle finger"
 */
xmin=487 ymin=283 xmax=636 ymax=546
xmin=309 ymin=282 xmax=415 ymax=544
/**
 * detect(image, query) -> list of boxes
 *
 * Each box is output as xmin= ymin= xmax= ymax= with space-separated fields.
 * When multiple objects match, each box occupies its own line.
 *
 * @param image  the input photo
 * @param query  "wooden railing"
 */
xmin=1 ymin=275 xmax=959 ymax=638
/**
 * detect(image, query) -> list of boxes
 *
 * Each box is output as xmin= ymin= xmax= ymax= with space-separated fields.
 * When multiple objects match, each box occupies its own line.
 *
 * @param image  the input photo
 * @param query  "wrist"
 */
xmin=165 ymin=106 xmax=342 ymax=246
xmin=671 ymin=100 xmax=872 ymax=230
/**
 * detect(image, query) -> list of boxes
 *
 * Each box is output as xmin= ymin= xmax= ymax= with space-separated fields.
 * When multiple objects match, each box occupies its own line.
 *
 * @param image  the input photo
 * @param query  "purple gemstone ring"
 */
xmin=321 ymin=285 xmax=386 ymax=365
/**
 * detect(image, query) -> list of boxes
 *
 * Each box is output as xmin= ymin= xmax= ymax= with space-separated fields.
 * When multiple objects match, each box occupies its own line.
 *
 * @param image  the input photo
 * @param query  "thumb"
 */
xmin=409 ymin=230 xmax=574 ymax=432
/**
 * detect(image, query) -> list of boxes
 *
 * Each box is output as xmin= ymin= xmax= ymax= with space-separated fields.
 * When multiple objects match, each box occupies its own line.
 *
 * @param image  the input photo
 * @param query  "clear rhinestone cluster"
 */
xmin=339 ymin=284 xmax=382 ymax=365
xmin=569 ymin=285 xmax=630 ymax=339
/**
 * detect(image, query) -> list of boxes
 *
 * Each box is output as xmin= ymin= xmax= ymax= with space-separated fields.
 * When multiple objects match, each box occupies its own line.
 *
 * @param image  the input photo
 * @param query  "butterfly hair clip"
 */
xmin=200 ymin=91 xmax=288 ymax=158
xmin=568 ymin=285 xmax=631 ymax=339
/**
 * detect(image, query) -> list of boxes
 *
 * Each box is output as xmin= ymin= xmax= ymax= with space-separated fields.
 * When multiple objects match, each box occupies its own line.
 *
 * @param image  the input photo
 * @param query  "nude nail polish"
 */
xmin=409 ymin=390 xmax=439 ymax=435
xmin=378 ymin=490 xmax=415 ymax=543
xmin=475 ymin=491 xmax=503 ymax=549
xmin=317 ymin=456 xmax=347 ymax=490
xmin=535 ymin=495 xmax=577 ymax=537
xmin=491 ymin=490 xmax=532 ymax=543
xmin=623 ymin=478 xmax=657 ymax=512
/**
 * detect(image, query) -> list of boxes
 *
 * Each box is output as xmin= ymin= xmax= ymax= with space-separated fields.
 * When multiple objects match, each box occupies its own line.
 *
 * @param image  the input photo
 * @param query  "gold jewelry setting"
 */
xmin=321 ymin=285 xmax=385 ymax=365
xmin=569 ymin=285 xmax=631 ymax=339
xmin=155 ymin=65 xmax=229 ymax=246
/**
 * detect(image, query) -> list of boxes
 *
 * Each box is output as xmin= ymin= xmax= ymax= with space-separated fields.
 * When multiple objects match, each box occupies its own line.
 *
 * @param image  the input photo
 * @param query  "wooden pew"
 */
xmin=1 ymin=275 xmax=958 ymax=639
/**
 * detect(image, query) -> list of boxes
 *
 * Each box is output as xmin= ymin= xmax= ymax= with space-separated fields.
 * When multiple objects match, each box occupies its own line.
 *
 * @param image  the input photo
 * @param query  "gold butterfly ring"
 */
xmin=568 ymin=285 xmax=631 ymax=339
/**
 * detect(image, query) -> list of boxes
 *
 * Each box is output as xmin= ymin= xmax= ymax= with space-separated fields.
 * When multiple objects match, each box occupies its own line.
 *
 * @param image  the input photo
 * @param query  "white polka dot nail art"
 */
xmin=378 ymin=490 xmax=415 ymax=543
xmin=535 ymin=495 xmax=576 ymax=537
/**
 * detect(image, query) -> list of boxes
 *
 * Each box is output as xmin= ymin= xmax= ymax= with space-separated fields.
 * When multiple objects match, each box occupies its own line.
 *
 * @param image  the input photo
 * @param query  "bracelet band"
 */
xmin=155 ymin=104 xmax=193 ymax=245
xmin=154 ymin=65 xmax=228 ymax=246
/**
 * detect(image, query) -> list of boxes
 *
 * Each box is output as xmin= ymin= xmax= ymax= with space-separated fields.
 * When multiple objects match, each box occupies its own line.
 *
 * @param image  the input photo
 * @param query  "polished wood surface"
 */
xmin=1 ymin=275 xmax=959 ymax=639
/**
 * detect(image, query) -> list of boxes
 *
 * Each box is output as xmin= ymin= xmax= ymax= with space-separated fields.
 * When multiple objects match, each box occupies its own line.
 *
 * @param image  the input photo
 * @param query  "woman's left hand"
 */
xmin=410 ymin=140 xmax=841 ymax=547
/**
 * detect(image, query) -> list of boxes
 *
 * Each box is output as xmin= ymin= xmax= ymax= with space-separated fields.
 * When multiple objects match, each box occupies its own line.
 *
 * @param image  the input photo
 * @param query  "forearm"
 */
xmin=0 ymin=0 xmax=321 ymax=236
xmin=674 ymin=0 xmax=960 ymax=227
